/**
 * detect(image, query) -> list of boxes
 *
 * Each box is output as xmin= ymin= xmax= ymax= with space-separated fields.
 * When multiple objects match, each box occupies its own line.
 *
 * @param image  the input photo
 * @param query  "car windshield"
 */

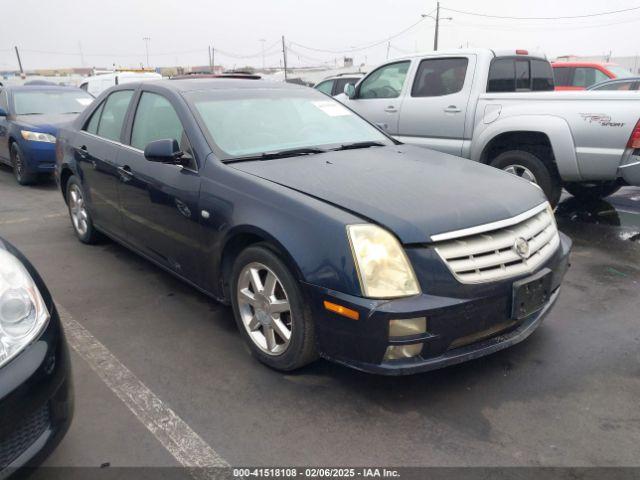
xmin=187 ymin=89 xmax=391 ymax=159
xmin=13 ymin=90 xmax=94 ymax=115
xmin=607 ymin=66 xmax=634 ymax=78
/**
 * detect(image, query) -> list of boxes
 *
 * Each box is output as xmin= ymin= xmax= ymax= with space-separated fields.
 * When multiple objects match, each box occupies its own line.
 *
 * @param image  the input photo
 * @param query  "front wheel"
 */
xmin=11 ymin=144 xmax=37 ymax=186
xmin=489 ymin=150 xmax=562 ymax=207
xmin=564 ymin=181 xmax=621 ymax=200
xmin=230 ymin=245 xmax=317 ymax=371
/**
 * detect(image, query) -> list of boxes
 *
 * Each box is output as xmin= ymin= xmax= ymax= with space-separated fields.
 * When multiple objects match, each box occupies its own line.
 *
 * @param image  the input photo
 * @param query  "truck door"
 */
xmin=396 ymin=55 xmax=475 ymax=156
xmin=342 ymin=60 xmax=411 ymax=134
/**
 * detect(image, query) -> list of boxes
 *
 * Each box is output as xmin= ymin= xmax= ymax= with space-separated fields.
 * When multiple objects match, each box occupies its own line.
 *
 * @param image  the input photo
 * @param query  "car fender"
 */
xmin=470 ymin=114 xmax=582 ymax=181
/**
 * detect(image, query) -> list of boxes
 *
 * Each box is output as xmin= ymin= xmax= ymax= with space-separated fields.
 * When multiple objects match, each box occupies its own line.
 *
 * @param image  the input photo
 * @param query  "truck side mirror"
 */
xmin=344 ymin=83 xmax=356 ymax=99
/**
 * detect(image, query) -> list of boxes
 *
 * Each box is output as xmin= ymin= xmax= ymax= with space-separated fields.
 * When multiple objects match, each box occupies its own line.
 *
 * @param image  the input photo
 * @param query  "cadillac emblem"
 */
xmin=514 ymin=237 xmax=530 ymax=259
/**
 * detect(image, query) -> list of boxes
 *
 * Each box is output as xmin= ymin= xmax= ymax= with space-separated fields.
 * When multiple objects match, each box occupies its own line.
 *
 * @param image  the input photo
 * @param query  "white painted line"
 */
xmin=57 ymin=305 xmax=230 ymax=476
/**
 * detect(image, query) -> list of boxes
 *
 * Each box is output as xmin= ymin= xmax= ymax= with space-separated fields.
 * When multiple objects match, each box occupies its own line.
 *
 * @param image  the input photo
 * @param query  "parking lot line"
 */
xmin=57 ymin=305 xmax=230 ymax=473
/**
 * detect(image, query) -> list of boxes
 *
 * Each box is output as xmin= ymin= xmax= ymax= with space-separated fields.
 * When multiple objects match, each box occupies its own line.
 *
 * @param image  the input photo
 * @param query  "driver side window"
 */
xmin=358 ymin=61 xmax=410 ymax=99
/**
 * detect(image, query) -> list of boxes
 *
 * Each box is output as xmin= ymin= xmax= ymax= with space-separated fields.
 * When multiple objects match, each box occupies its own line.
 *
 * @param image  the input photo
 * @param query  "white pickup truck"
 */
xmin=337 ymin=48 xmax=640 ymax=206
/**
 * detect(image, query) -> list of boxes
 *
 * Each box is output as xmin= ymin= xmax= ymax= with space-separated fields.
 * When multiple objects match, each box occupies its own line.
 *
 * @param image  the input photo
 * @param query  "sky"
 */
xmin=2 ymin=0 xmax=640 ymax=71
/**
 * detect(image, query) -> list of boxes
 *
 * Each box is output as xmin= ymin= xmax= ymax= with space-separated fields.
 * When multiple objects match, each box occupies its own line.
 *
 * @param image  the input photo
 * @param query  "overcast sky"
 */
xmin=2 ymin=0 xmax=639 ymax=71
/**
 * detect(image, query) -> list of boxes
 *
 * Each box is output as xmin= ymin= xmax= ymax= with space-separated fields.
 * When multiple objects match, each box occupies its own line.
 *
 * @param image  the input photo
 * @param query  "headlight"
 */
xmin=21 ymin=130 xmax=56 ymax=143
xmin=0 ymin=249 xmax=49 ymax=367
xmin=347 ymin=224 xmax=420 ymax=298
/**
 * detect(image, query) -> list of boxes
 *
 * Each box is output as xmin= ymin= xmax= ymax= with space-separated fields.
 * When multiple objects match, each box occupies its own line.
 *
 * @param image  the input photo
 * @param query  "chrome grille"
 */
xmin=434 ymin=203 xmax=560 ymax=284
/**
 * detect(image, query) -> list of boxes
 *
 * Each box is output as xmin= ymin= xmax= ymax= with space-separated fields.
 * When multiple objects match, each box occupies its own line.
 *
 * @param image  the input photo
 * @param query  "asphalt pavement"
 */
xmin=0 ymin=165 xmax=638 ymax=470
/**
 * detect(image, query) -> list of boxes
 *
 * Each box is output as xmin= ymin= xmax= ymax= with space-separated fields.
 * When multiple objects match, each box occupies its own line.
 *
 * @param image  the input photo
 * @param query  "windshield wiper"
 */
xmin=225 ymin=147 xmax=327 ymax=163
xmin=331 ymin=141 xmax=386 ymax=151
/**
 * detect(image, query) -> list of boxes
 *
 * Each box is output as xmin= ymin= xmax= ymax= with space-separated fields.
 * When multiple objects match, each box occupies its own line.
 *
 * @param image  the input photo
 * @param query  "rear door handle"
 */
xmin=444 ymin=105 xmax=462 ymax=113
xmin=384 ymin=106 xmax=397 ymax=113
xmin=117 ymin=165 xmax=134 ymax=182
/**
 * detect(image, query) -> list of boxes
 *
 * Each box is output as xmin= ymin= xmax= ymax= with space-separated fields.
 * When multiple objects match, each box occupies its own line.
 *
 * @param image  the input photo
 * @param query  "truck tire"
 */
xmin=490 ymin=150 xmax=562 ymax=207
xmin=563 ymin=181 xmax=621 ymax=201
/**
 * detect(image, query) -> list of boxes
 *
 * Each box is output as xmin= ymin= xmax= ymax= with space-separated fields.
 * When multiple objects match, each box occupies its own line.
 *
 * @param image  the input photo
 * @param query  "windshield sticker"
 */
xmin=312 ymin=101 xmax=352 ymax=117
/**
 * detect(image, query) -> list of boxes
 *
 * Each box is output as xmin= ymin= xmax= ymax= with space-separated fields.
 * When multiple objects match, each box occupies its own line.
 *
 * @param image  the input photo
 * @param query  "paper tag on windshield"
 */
xmin=77 ymin=98 xmax=93 ymax=106
xmin=312 ymin=101 xmax=352 ymax=117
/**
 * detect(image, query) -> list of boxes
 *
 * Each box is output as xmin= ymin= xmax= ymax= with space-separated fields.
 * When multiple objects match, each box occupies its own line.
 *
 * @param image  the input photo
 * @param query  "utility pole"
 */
xmin=78 ymin=41 xmax=85 ymax=67
xmin=434 ymin=1 xmax=440 ymax=51
xmin=14 ymin=46 xmax=24 ymax=75
xmin=386 ymin=41 xmax=391 ymax=60
xmin=208 ymin=46 xmax=213 ymax=73
xmin=259 ymin=38 xmax=266 ymax=70
xmin=282 ymin=36 xmax=288 ymax=82
xmin=211 ymin=47 xmax=215 ymax=73
xmin=143 ymin=37 xmax=151 ymax=68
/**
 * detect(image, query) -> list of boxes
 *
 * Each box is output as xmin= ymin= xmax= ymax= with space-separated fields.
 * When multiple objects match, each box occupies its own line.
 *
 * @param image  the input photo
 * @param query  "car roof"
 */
xmin=118 ymin=78 xmax=306 ymax=93
xmin=588 ymin=77 xmax=640 ymax=89
xmin=552 ymin=62 xmax=618 ymax=68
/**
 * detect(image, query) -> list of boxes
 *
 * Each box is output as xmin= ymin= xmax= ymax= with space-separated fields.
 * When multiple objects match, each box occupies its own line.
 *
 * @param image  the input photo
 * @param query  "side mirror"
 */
xmin=144 ymin=139 xmax=184 ymax=164
xmin=0 ymin=107 xmax=7 ymax=117
xmin=344 ymin=83 xmax=356 ymax=99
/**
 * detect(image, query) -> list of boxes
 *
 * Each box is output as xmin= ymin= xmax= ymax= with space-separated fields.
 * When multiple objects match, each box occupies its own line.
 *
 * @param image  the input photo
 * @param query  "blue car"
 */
xmin=0 ymin=85 xmax=93 ymax=185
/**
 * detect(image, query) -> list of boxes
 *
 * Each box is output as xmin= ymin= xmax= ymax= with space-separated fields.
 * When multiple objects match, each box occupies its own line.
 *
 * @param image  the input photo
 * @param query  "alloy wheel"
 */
xmin=503 ymin=164 xmax=537 ymax=183
xmin=237 ymin=262 xmax=292 ymax=356
xmin=68 ymin=184 xmax=89 ymax=236
xmin=14 ymin=151 xmax=24 ymax=182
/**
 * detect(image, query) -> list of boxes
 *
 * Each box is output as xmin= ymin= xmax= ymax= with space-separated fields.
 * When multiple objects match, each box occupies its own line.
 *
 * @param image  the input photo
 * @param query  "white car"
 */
xmin=80 ymin=71 xmax=162 ymax=97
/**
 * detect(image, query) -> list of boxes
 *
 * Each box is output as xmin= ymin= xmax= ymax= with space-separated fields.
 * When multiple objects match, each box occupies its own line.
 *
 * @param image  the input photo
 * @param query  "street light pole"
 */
xmin=143 ymin=37 xmax=151 ymax=68
xmin=434 ymin=2 xmax=440 ymax=51
xmin=259 ymin=38 xmax=266 ymax=70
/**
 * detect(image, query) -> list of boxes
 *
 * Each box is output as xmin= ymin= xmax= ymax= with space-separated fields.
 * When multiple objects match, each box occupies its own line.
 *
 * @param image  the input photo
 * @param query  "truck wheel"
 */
xmin=11 ymin=143 xmax=37 ymax=186
xmin=564 ymin=181 xmax=621 ymax=200
xmin=231 ymin=244 xmax=318 ymax=372
xmin=490 ymin=150 xmax=562 ymax=207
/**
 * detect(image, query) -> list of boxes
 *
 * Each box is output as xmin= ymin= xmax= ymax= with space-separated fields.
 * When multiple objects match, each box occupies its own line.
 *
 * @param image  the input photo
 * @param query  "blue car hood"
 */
xmin=230 ymin=145 xmax=547 ymax=244
xmin=14 ymin=114 xmax=78 ymax=135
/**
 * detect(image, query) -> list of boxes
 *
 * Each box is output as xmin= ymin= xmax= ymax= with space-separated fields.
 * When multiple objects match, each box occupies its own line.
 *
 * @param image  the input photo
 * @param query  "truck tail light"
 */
xmin=628 ymin=120 xmax=640 ymax=149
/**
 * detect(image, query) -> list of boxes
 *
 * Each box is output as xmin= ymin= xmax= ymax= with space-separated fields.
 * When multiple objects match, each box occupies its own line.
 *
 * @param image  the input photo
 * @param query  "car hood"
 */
xmin=230 ymin=145 xmax=547 ymax=244
xmin=14 ymin=114 xmax=78 ymax=134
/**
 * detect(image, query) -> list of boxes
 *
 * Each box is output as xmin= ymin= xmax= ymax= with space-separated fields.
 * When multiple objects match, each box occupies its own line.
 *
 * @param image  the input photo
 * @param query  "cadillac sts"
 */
xmin=55 ymin=79 xmax=571 ymax=374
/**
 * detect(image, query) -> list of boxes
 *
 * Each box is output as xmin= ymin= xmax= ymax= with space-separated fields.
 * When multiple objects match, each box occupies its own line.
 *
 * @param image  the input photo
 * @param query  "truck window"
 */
xmin=553 ymin=67 xmax=574 ymax=86
xmin=531 ymin=60 xmax=554 ymax=91
xmin=358 ymin=61 xmax=410 ymax=99
xmin=487 ymin=58 xmax=515 ymax=92
xmin=573 ymin=68 xmax=609 ymax=88
xmin=515 ymin=60 xmax=530 ymax=91
xmin=411 ymin=58 xmax=468 ymax=97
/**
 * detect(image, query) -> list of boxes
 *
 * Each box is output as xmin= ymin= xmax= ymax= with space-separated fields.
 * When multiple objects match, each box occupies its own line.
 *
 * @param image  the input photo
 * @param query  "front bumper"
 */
xmin=0 ymin=305 xmax=74 ymax=476
xmin=304 ymin=232 xmax=571 ymax=375
xmin=18 ymin=139 xmax=56 ymax=174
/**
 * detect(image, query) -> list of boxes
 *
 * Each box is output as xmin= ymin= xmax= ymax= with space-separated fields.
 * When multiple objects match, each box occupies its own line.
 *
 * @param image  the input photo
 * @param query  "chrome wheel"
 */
xmin=68 ymin=184 xmax=89 ymax=236
xmin=503 ymin=164 xmax=537 ymax=183
xmin=14 ymin=151 xmax=24 ymax=181
xmin=237 ymin=262 xmax=292 ymax=356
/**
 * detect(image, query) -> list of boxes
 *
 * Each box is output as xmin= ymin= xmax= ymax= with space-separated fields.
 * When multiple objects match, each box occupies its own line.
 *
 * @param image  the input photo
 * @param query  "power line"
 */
xmin=291 ymin=17 xmax=428 ymax=54
xmin=441 ymin=4 xmax=640 ymax=20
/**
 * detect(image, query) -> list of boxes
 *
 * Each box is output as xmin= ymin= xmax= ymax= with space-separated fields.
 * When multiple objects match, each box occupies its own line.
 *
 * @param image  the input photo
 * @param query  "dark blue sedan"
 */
xmin=55 ymin=79 xmax=571 ymax=375
xmin=0 ymin=85 xmax=93 ymax=185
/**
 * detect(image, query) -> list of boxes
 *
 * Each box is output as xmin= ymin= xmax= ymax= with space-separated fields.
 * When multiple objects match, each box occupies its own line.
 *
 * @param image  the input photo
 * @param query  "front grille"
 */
xmin=0 ymin=404 xmax=50 ymax=469
xmin=434 ymin=204 xmax=559 ymax=283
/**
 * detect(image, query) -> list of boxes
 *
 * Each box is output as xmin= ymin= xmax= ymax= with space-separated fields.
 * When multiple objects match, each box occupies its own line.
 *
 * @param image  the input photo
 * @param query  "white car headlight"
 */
xmin=0 ymin=249 xmax=50 ymax=367
xmin=347 ymin=224 xmax=421 ymax=298
xmin=21 ymin=130 xmax=56 ymax=143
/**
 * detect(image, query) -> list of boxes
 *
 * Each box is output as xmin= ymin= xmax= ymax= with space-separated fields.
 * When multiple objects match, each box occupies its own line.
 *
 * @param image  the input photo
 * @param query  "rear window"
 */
xmin=488 ymin=57 xmax=554 ymax=92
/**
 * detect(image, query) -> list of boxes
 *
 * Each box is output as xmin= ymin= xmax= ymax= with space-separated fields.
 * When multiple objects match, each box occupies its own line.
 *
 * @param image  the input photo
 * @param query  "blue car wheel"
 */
xmin=11 ymin=143 xmax=37 ymax=186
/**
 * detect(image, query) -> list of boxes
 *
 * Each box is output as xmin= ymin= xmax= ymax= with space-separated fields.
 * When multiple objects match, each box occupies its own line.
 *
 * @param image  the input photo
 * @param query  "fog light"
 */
xmin=384 ymin=343 xmax=423 ymax=361
xmin=389 ymin=317 xmax=426 ymax=337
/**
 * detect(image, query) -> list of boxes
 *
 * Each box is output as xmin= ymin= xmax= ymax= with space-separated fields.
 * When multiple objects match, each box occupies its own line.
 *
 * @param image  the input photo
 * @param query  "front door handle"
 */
xmin=75 ymin=145 xmax=89 ymax=159
xmin=444 ymin=105 xmax=462 ymax=113
xmin=384 ymin=106 xmax=397 ymax=113
xmin=117 ymin=165 xmax=134 ymax=182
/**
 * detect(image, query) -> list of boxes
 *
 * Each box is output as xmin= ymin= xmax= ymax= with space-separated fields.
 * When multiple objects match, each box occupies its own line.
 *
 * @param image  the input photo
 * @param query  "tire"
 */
xmin=489 ymin=150 xmax=562 ymax=207
xmin=230 ymin=244 xmax=318 ymax=371
xmin=564 ymin=181 xmax=621 ymax=200
xmin=11 ymin=143 xmax=37 ymax=186
xmin=66 ymin=175 xmax=102 ymax=244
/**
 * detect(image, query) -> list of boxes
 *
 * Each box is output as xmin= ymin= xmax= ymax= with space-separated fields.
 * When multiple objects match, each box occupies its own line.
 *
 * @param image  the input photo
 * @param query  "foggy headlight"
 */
xmin=347 ymin=224 xmax=420 ymax=298
xmin=0 ymin=249 xmax=49 ymax=367
xmin=21 ymin=130 xmax=56 ymax=143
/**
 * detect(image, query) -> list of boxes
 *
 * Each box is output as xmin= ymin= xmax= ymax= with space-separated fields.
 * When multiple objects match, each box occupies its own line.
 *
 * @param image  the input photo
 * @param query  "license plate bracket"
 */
xmin=512 ymin=268 xmax=553 ymax=320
